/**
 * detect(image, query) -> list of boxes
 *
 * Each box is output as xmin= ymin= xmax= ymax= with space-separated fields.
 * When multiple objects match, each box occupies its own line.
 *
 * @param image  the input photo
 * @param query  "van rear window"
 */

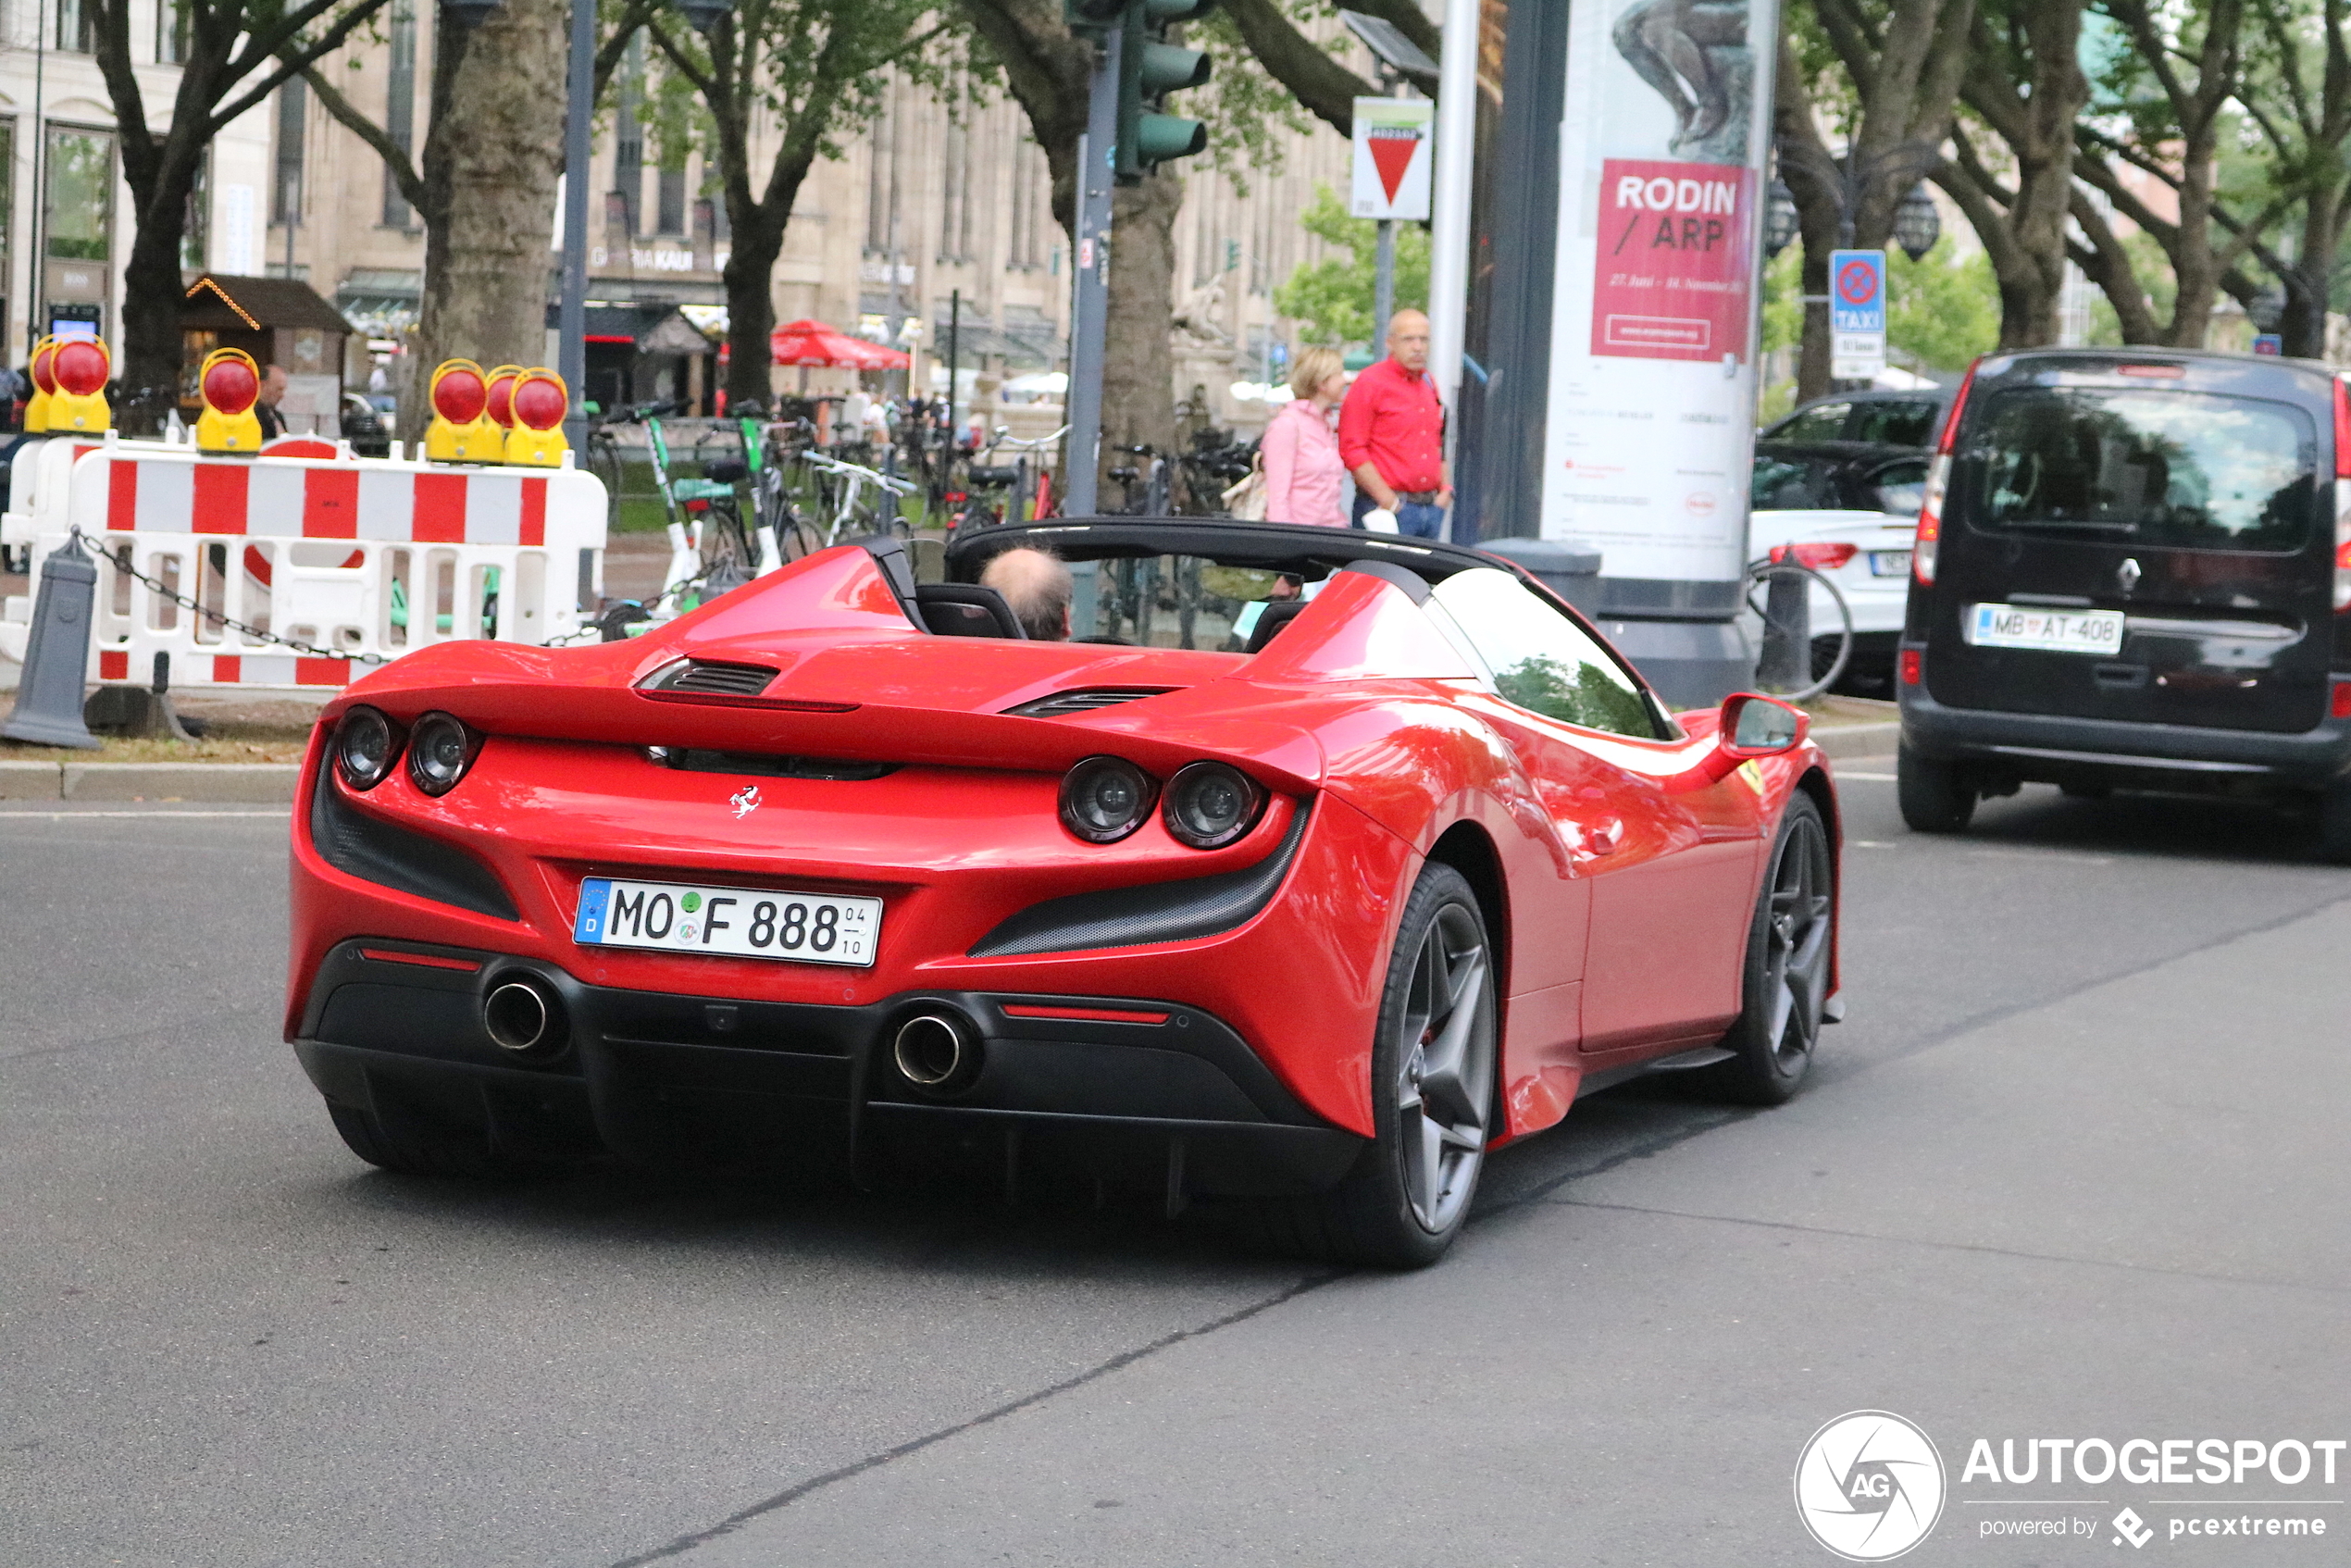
xmin=1971 ymin=388 xmax=2315 ymax=552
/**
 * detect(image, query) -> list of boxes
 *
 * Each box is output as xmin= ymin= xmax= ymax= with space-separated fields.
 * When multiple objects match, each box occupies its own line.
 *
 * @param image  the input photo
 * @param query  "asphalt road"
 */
xmin=4 ymin=769 xmax=2348 ymax=1567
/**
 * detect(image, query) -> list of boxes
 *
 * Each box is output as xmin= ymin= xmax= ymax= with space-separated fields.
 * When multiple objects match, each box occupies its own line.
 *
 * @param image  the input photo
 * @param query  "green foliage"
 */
xmin=1192 ymin=10 xmax=1315 ymax=193
xmin=1888 ymin=238 xmax=1999 ymax=370
xmin=1760 ymin=244 xmax=1802 ymax=358
xmin=1494 ymin=654 xmax=1654 ymax=737
xmin=1273 ymin=185 xmax=1428 ymax=348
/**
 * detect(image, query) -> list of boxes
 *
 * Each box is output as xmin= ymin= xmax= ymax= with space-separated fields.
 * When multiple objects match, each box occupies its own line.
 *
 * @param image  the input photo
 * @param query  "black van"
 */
xmin=1897 ymin=348 xmax=2351 ymax=854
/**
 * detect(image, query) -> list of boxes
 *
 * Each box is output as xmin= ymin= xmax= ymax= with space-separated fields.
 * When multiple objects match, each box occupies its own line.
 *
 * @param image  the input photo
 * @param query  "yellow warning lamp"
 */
xmin=23 ymin=337 xmax=56 ymax=433
xmin=47 ymin=337 xmax=114 ymax=433
xmin=424 ymin=358 xmax=500 ymax=462
xmin=503 ymin=368 xmax=571 ymax=467
xmin=193 ymin=348 xmax=266 ymax=454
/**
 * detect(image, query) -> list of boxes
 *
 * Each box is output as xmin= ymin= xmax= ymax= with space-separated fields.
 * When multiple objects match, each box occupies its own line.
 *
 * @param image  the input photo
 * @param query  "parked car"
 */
xmin=286 ymin=521 xmax=1840 ymax=1267
xmin=1764 ymin=386 xmax=1954 ymax=448
xmin=1748 ymin=441 xmax=1931 ymax=695
xmin=341 ymin=392 xmax=392 ymax=457
xmin=1897 ymin=347 xmax=2351 ymax=855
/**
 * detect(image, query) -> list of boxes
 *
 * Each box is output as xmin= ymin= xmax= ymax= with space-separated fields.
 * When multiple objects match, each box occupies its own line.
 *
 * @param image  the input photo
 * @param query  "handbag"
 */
xmin=1221 ymin=448 xmax=1267 ymax=520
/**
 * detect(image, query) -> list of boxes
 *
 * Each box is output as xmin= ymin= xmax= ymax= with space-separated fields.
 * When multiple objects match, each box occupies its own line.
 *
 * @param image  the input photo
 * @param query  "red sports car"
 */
xmin=287 ymin=520 xmax=1839 ymax=1266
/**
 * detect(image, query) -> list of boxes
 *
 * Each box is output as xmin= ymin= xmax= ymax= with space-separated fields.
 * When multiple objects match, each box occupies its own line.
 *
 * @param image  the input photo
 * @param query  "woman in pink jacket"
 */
xmin=1261 ymin=346 xmax=1349 ymax=528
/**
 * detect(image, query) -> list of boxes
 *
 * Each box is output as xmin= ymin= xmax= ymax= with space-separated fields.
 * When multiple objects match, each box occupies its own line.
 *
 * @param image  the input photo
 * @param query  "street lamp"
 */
xmin=2248 ymin=282 xmax=2287 ymax=334
xmin=1893 ymin=183 xmax=1941 ymax=262
xmin=1765 ymin=180 xmax=1799 ymax=259
xmin=676 ymin=0 xmax=731 ymax=34
xmin=442 ymin=0 xmax=503 ymax=27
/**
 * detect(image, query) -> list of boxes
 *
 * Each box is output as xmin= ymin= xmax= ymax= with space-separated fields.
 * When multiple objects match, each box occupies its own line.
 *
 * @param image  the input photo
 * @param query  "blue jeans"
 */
xmin=1351 ymin=492 xmax=1446 ymax=539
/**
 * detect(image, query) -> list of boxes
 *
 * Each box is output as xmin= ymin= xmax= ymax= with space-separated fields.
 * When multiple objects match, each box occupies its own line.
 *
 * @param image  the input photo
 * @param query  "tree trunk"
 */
xmin=1773 ymin=39 xmax=1844 ymax=402
xmin=2279 ymin=180 xmax=2342 ymax=359
xmin=408 ymin=0 xmax=569 ymax=431
xmin=1100 ymin=171 xmax=1183 ymax=504
xmin=115 ymin=146 xmax=208 ymax=432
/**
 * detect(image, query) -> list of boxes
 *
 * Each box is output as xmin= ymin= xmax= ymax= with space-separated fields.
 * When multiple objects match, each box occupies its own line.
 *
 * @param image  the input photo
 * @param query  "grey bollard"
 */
xmin=1757 ymin=566 xmax=1811 ymax=692
xmin=2 ymin=536 xmax=101 ymax=748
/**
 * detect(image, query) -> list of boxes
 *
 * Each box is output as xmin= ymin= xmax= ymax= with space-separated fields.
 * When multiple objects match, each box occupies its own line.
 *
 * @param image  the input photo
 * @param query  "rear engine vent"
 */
xmin=641 ymin=659 xmax=778 ymax=697
xmin=651 ymin=748 xmax=897 ymax=781
xmin=1005 ymin=688 xmax=1176 ymax=718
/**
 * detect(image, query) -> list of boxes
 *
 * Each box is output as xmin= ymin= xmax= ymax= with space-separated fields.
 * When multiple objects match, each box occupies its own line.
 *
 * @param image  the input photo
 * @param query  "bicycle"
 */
xmin=949 ymin=424 xmax=1069 ymax=532
xmin=797 ymin=449 xmax=918 ymax=547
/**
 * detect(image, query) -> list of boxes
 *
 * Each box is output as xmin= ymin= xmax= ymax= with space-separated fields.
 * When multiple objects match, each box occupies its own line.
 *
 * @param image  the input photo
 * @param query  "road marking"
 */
xmin=1836 ymin=771 xmax=1897 ymax=781
xmin=0 ymin=809 xmax=291 ymax=819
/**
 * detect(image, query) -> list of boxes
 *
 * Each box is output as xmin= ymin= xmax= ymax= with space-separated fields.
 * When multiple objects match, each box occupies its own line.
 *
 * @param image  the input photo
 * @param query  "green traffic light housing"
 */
xmin=1115 ymin=1 xmax=1215 ymax=181
xmin=1064 ymin=0 xmax=1127 ymax=28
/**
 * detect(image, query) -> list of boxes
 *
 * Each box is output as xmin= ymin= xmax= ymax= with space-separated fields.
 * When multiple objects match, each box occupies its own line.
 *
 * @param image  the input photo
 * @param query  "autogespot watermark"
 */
xmin=1797 ymin=1415 xmax=2345 ymax=1557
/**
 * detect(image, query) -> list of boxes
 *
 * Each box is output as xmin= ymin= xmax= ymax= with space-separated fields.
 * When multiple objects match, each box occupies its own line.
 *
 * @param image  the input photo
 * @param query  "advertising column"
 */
xmin=1536 ymin=0 xmax=1781 ymax=706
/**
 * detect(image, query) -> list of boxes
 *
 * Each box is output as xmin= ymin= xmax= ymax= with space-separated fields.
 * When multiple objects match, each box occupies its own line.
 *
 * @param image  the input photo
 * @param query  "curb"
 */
xmin=0 ymin=760 xmax=299 ymax=803
xmin=1812 ymin=721 xmax=1898 ymax=761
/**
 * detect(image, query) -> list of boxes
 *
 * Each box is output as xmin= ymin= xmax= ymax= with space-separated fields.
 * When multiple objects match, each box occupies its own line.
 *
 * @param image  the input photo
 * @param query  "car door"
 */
xmin=1427 ymin=569 xmax=1763 ymax=1057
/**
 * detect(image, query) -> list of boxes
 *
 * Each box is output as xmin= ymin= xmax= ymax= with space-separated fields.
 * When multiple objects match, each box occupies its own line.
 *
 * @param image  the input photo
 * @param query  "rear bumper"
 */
xmin=292 ymin=939 xmax=1363 ymax=1195
xmin=1898 ymin=673 xmax=2351 ymax=789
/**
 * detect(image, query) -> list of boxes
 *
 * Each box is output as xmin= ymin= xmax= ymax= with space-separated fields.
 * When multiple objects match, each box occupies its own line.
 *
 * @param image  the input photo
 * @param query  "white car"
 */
xmin=1746 ymin=443 xmax=1930 ymax=696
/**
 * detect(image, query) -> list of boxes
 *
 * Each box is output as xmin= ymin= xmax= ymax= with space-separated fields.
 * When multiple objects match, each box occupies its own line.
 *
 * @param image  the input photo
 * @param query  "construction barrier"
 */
xmin=1 ymin=431 xmax=607 ymax=691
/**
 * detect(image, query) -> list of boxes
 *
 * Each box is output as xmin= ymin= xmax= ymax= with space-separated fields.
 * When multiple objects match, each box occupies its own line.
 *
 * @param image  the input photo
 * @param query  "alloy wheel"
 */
xmin=1395 ymin=902 xmax=1493 ymax=1233
xmin=1764 ymin=810 xmax=1835 ymax=1073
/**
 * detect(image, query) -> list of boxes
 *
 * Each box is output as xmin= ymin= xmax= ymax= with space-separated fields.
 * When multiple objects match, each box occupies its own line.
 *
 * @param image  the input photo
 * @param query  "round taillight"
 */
xmin=30 ymin=342 xmax=58 ymax=394
xmin=1162 ymin=762 xmax=1265 ymax=850
xmin=333 ymin=705 xmax=402 ymax=790
xmin=485 ymin=367 xmax=521 ymax=427
xmin=202 ymin=354 xmax=259 ymax=415
xmin=52 ymin=340 xmax=108 ymax=396
xmin=430 ymin=362 xmax=488 ymax=424
xmin=1060 ymin=756 xmax=1155 ymax=843
xmin=406 ymin=711 xmax=479 ymax=796
xmin=511 ymin=372 xmax=567 ymax=430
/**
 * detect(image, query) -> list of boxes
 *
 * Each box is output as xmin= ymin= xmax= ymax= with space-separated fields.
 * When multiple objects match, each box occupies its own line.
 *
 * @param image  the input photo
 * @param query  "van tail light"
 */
xmin=2333 ymin=378 xmax=2351 ymax=610
xmin=1900 ymin=648 xmax=1922 ymax=687
xmin=1769 ymin=541 xmax=1858 ymax=570
xmin=1913 ymin=362 xmax=1976 ymax=587
xmin=2332 ymin=679 xmax=2351 ymax=720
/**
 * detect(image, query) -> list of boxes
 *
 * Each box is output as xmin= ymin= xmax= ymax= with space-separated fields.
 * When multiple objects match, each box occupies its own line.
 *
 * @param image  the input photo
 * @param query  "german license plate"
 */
xmin=1967 ymin=604 xmax=2126 ymax=656
xmin=1868 ymin=551 xmax=1912 ymax=578
xmin=573 ymin=877 xmax=881 ymax=966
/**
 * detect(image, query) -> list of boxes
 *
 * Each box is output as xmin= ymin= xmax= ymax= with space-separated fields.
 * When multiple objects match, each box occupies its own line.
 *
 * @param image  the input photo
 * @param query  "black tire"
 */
xmin=1897 ymin=743 xmax=1975 ymax=833
xmin=1247 ymin=863 xmax=1497 ymax=1269
xmin=1692 ymin=794 xmax=1834 ymax=1106
xmin=2320 ymin=781 xmax=2351 ymax=865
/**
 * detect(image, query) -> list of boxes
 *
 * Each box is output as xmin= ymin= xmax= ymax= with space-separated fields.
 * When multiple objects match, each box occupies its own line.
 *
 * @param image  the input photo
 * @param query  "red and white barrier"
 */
xmin=2 ymin=433 xmax=607 ymax=691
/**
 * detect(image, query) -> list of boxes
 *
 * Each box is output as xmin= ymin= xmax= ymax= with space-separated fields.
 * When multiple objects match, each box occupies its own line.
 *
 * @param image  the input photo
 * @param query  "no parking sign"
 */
xmin=1830 ymin=248 xmax=1887 ymax=379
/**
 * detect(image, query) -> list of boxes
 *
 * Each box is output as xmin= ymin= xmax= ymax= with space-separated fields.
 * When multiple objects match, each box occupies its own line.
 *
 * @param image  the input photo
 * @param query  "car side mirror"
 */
xmin=1721 ymin=692 xmax=1808 ymax=758
xmin=1663 ymin=693 xmax=1809 ymax=792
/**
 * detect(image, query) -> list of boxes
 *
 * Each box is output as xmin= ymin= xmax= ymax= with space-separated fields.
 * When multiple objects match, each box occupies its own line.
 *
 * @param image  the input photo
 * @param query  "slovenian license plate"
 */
xmin=1967 ymin=603 xmax=2126 ymax=656
xmin=573 ymin=877 xmax=882 ymax=967
xmin=1868 ymin=551 xmax=1912 ymax=578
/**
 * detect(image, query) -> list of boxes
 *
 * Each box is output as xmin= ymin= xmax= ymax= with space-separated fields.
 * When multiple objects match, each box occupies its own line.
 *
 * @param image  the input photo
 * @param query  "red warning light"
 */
xmin=30 ymin=342 xmax=58 ymax=394
xmin=53 ymin=340 xmax=109 ymax=396
xmin=203 ymin=355 xmax=260 ymax=415
xmin=510 ymin=373 xmax=567 ymax=431
xmin=486 ymin=368 xmax=519 ymax=428
xmin=432 ymin=366 xmax=488 ymax=424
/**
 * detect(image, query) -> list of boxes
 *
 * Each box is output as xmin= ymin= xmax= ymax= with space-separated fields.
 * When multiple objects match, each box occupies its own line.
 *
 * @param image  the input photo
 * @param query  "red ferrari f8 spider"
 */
xmin=288 ymin=520 xmax=1840 ymax=1266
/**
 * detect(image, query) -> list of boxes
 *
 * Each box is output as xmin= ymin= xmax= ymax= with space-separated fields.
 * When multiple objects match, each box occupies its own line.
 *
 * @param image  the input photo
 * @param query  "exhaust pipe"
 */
xmin=484 ymin=977 xmax=566 ymax=1056
xmin=893 ymin=1012 xmax=981 ymax=1097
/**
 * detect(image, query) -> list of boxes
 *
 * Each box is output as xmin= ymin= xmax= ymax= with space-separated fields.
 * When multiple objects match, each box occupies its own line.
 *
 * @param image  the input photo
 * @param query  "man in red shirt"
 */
xmin=1337 ymin=308 xmax=1449 ymax=538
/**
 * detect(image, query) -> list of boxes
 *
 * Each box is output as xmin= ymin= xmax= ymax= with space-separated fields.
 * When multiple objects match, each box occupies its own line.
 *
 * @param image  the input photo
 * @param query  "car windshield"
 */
xmin=1970 ymin=387 xmax=2316 ymax=551
xmin=1847 ymin=399 xmax=1939 ymax=447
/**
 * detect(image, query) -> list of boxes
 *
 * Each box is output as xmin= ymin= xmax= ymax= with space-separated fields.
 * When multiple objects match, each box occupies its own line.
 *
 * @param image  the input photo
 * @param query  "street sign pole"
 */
xmin=1374 ymin=221 xmax=1395 ymax=342
xmin=1064 ymin=26 xmax=1121 ymax=522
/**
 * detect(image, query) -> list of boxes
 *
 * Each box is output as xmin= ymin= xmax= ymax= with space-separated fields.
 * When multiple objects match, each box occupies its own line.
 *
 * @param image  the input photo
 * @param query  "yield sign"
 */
xmin=1350 ymin=97 xmax=1435 ymax=221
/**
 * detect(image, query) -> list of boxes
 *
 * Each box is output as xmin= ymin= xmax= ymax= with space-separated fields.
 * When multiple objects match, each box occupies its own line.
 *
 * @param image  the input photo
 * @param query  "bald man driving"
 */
xmin=980 ymin=546 xmax=1075 ymax=641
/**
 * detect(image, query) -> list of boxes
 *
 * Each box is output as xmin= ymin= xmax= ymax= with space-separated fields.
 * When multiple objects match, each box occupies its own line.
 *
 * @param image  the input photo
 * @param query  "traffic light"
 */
xmin=1063 ymin=0 xmax=1126 ymax=28
xmin=1117 ymin=0 xmax=1215 ymax=182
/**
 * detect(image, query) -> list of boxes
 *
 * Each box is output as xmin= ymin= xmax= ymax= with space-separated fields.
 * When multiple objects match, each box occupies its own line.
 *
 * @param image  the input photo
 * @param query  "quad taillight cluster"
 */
xmin=1060 ymin=755 xmax=1266 ymax=849
xmin=1769 ymin=541 xmax=1857 ymax=571
xmin=333 ymin=705 xmax=482 ymax=797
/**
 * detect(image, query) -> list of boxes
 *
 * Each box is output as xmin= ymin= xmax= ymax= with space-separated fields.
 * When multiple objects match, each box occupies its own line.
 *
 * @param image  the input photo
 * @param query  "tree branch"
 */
xmin=1220 ymin=0 xmax=1375 ymax=135
xmin=295 ymin=56 xmax=430 ymax=218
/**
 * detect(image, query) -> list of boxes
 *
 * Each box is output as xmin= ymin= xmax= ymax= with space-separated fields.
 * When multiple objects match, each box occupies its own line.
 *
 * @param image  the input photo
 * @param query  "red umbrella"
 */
xmin=768 ymin=319 xmax=909 ymax=370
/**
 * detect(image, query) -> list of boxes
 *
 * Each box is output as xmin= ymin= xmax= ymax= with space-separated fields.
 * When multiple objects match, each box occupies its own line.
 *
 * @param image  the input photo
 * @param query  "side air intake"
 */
xmin=1005 ymin=688 xmax=1175 ymax=718
xmin=639 ymin=659 xmax=778 ymax=697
